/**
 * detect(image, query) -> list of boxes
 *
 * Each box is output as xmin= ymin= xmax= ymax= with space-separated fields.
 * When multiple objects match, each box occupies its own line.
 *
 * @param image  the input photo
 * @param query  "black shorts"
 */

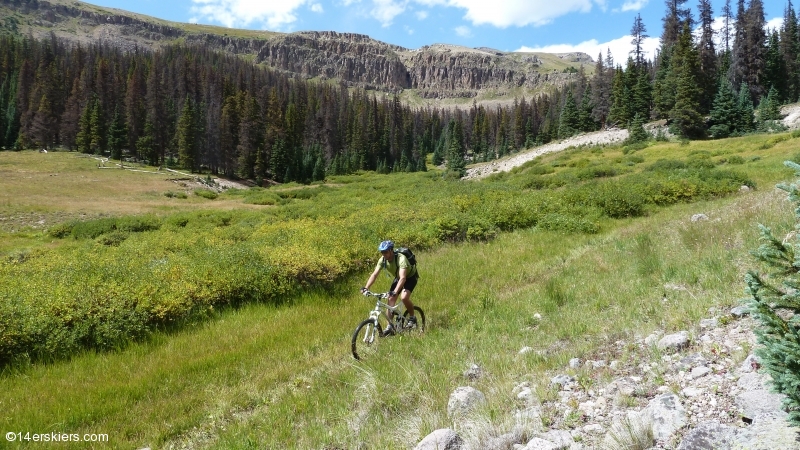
xmin=391 ymin=275 xmax=418 ymax=293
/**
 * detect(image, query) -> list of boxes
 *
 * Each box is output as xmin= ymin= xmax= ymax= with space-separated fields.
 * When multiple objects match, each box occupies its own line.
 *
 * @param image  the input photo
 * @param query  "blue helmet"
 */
xmin=378 ymin=240 xmax=394 ymax=252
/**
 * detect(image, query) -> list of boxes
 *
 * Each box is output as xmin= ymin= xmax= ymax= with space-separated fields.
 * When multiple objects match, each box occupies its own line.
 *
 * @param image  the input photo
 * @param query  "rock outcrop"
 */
xmin=2 ymin=0 xmax=590 ymax=97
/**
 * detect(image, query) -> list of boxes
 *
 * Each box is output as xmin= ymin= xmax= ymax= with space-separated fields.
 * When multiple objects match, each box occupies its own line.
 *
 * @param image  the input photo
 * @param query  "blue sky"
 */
xmin=88 ymin=0 xmax=783 ymax=65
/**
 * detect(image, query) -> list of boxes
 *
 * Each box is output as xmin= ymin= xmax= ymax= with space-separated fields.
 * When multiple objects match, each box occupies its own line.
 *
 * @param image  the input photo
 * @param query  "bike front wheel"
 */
xmin=351 ymin=318 xmax=380 ymax=360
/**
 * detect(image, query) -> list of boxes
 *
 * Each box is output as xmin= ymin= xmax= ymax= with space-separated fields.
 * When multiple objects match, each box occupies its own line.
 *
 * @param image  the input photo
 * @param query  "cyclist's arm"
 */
xmin=364 ymin=266 xmax=381 ymax=291
xmin=393 ymin=267 xmax=408 ymax=295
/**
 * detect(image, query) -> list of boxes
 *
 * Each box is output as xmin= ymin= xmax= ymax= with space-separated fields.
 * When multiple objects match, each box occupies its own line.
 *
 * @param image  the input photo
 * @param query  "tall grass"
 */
xmin=0 ymin=131 xmax=797 ymax=448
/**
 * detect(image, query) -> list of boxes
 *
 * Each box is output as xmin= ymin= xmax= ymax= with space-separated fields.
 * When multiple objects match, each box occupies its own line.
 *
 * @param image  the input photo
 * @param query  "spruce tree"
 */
xmin=107 ymin=106 xmax=128 ymax=160
xmin=558 ymin=90 xmax=580 ymax=139
xmin=446 ymin=119 xmax=466 ymax=177
xmin=669 ymin=23 xmax=705 ymax=139
xmin=708 ymin=81 xmax=740 ymax=138
xmin=737 ymin=83 xmax=756 ymax=133
xmin=745 ymin=160 xmax=800 ymax=427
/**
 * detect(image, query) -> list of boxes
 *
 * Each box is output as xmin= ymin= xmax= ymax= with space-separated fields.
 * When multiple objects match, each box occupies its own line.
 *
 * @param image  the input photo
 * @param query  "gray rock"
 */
xmin=414 ymin=429 xmax=463 ymax=450
xmin=700 ymin=318 xmax=719 ymax=329
xmin=736 ymin=372 xmax=769 ymax=391
xmin=447 ymin=386 xmax=486 ymax=418
xmin=735 ymin=390 xmax=786 ymax=421
xmin=551 ymin=374 xmax=576 ymax=387
xmin=658 ymin=331 xmax=691 ymax=353
xmin=569 ymin=358 xmax=582 ymax=369
xmin=643 ymin=393 xmax=687 ymax=441
xmin=688 ymin=366 xmax=712 ymax=380
xmin=739 ymin=354 xmax=761 ymax=373
xmin=535 ymin=430 xmax=574 ymax=449
xmin=602 ymin=411 xmax=653 ymax=450
xmin=676 ymin=421 xmax=739 ymax=450
xmin=730 ymin=305 xmax=750 ymax=317
xmin=677 ymin=353 xmax=708 ymax=371
xmin=691 ymin=213 xmax=709 ymax=222
xmin=464 ymin=364 xmax=483 ymax=381
xmin=523 ymin=437 xmax=559 ymax=450
xmin=485 ymin=430 xmax=524 ymax=450
xmin=732 ymin=412 xmax=800 ymax=450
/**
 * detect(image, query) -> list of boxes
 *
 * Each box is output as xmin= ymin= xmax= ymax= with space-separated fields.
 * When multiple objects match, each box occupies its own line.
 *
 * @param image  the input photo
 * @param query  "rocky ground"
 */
xmin=416 ymin=302 xmax=800 ymax=450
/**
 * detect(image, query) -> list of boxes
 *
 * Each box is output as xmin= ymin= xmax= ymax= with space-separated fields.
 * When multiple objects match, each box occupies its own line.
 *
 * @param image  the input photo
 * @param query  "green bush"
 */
xmin=96 ymin=231 xmax=128 ymax=246
xmin=646 ymin=159 xmax=686 ymax=172
xmin=194 ymin=189 xmax=219 ymax=200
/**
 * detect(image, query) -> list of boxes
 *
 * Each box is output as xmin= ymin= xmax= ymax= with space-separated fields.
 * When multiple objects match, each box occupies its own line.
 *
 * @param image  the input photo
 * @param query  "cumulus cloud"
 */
xmin=454 ymin=25 xmax=472 ymax=37
xmin=516 ymin=35 xmax=660 ymax=66
xmin=620 ymin=0 xmax=647 ymax=12
xmin=190 ymin=0 xmax=308 ymax=29
xmin=370 ymin=0 xmax=409 ymax=26
xmin=415 ymin=0 xmax=596 ymax=27
xmin=415 ymin=10 xmax=429 ymax=20
xmin=310 ymin=3 xmax=324 ymax=13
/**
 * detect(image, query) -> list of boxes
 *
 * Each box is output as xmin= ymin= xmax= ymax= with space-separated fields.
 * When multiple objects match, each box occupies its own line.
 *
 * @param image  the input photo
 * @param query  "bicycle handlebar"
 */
xmin=361 ymin=290 xmax=390 ymax=299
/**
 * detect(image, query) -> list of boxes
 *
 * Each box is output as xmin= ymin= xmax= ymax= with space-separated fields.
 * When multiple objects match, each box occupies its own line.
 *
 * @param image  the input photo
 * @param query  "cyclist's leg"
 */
xmin=400 ymin=275 xmax=417 ymax=316
xmin=386 ymin=279 xmax=399 ymax=324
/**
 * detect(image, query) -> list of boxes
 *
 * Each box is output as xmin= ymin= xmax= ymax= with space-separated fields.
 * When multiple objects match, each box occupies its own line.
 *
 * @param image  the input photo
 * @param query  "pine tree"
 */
xmin=737 ymin=83 xmax=756 ymax=133
xmin=781 ymin=1 xmax=800 ymax=101
xmin=75 ymin=100 xmax=92 ymax=153
xmin=756 ymin=86 xmax=783 ymax=129
xmin=708 ymin=81 xmax=740 ymax=138
xmin=558 ymin=90 xmax=580 ymax=139
xmin=88 ymin=98 xmax=105 ymax=155
xmin=626 ymin=113 xmax=650 ymax=144
xmin=107 ymin=106 xmax=127 ymax=160
xmin=669 ymin=23 xmax=705 ymax=139
xmin=745 ymin=161 xmax=800 ymax=427
xmin=697 ymin=0 xmax=718 ymax=114
xmin=764 ymin=30 xmax=787 ymax=102
xmin=591 ymin=52 xmax=611 ymax=127
xmin=630 ymin=14 xmax=649 ymax=67
xmin=446 ymin=119 xmax=466 ymax=177
xmin=176 ymin=96 xmax=198 ymax=171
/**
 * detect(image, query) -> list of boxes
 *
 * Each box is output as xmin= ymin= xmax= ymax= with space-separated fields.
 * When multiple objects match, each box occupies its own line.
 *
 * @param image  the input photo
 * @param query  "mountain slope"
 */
xmin=1 ymin=0 xmax=591 ymax=105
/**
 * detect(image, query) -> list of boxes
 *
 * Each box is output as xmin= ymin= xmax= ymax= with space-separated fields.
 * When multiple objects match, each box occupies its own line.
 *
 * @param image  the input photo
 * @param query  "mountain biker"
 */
xmin=361 ymin=240 xmax=418 ymax=335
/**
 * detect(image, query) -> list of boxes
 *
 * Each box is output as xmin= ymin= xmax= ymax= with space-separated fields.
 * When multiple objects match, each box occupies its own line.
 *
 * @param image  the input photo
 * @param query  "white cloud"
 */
xmin=415 ymin=0 xmax=597 ymax=27
xmin=765 ymin=17 xmax=783 ymax=33
xmin=370 ymin=0 xmax=409 ymax=26
xmin=454 ymin=25 xmax=472 ymax=37
xmin=415 ymin=10 xmax=429 ymax=20
xmin=310 ymin=3 xmax=324 ymax=13
xmin=190 ymin=0 xmax=308 ymax=29
xmin=516 ymin=35 xmax=660 ymax=67
xmin=620 ymin=0 xmax=647 ymax=12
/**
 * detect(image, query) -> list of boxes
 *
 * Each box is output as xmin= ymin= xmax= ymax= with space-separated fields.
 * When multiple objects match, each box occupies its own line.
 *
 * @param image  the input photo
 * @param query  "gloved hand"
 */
xmin=360 ymin=287 xmax=368 ymax=295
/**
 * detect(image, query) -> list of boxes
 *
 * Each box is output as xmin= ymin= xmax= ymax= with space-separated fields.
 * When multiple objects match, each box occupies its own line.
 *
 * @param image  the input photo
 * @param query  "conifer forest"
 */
xmin=0 ymin=0 xmax=794 ymax=182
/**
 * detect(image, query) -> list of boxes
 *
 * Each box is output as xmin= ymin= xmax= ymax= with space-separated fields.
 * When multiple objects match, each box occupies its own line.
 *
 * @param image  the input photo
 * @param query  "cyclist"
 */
xmin=361 ymin=240 xmax=418 ymax=335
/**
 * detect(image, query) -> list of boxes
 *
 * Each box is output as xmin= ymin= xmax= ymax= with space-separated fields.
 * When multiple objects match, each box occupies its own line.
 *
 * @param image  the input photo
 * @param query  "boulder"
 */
xmin=414 ymin=429 xmax=463 ymax=450
xmin=447 ymin=386 xmax=486 ymax=418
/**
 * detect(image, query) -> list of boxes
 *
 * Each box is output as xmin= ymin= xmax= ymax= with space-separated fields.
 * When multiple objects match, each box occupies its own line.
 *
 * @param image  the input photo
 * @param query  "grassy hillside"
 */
xmin=0 ymin=132 xmax=797 ymax=448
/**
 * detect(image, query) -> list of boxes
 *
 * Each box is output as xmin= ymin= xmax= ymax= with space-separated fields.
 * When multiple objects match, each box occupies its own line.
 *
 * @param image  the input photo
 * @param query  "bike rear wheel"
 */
xmin=351 ymin=318 xmax=380 ymax=360
xmin=403 ymin=306 xmax=426 ymax=333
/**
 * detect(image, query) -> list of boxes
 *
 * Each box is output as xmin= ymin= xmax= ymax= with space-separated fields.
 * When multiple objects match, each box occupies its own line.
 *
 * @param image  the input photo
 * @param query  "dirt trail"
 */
xmin=463 ymin=128 xmax=629 ymax=180
xmin=464 ymin=103 xmax=800 ymax=180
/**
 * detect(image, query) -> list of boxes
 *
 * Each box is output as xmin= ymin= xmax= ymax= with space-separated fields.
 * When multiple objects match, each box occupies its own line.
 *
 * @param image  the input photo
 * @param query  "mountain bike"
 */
xmin=351 ymin=290 xmax=426 ymax=360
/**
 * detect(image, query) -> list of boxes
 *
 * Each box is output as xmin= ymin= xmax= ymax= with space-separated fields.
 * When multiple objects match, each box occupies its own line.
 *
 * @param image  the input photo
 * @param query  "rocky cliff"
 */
xmin=1 ymin=0 xmax=592 ymax=99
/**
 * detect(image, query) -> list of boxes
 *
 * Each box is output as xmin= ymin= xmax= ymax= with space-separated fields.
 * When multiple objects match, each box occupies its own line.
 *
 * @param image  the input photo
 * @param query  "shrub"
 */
xmin=646 ymin=159 xmax=686 ymax=172
xmin=746 ymin=161 xmax=800 ymax=427
xmin=194 ymin=189 xmax=218 ymax=200
xmin=96 ymin=231 xmax=128 ymax=246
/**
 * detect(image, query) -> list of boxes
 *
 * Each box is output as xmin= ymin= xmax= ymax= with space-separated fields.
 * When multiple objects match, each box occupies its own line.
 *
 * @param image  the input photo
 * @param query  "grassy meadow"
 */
xmin=0 ymin=131 xmax=798 ymax=449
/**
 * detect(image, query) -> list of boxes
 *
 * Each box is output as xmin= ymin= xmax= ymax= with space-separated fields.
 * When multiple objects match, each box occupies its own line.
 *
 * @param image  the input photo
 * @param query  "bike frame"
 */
xmin=363 ymin=291 xmax=406 ymax=332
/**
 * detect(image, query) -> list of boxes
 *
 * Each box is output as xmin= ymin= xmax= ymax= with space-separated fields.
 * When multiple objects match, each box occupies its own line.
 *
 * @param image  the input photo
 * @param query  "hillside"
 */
xmin=0 ymin=0 xmax=590 ymax=107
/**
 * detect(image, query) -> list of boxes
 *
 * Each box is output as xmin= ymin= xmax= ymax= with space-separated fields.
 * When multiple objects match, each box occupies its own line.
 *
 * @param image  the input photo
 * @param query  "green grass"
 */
xmin=0 ymin=131 xmax=797 ymax=448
